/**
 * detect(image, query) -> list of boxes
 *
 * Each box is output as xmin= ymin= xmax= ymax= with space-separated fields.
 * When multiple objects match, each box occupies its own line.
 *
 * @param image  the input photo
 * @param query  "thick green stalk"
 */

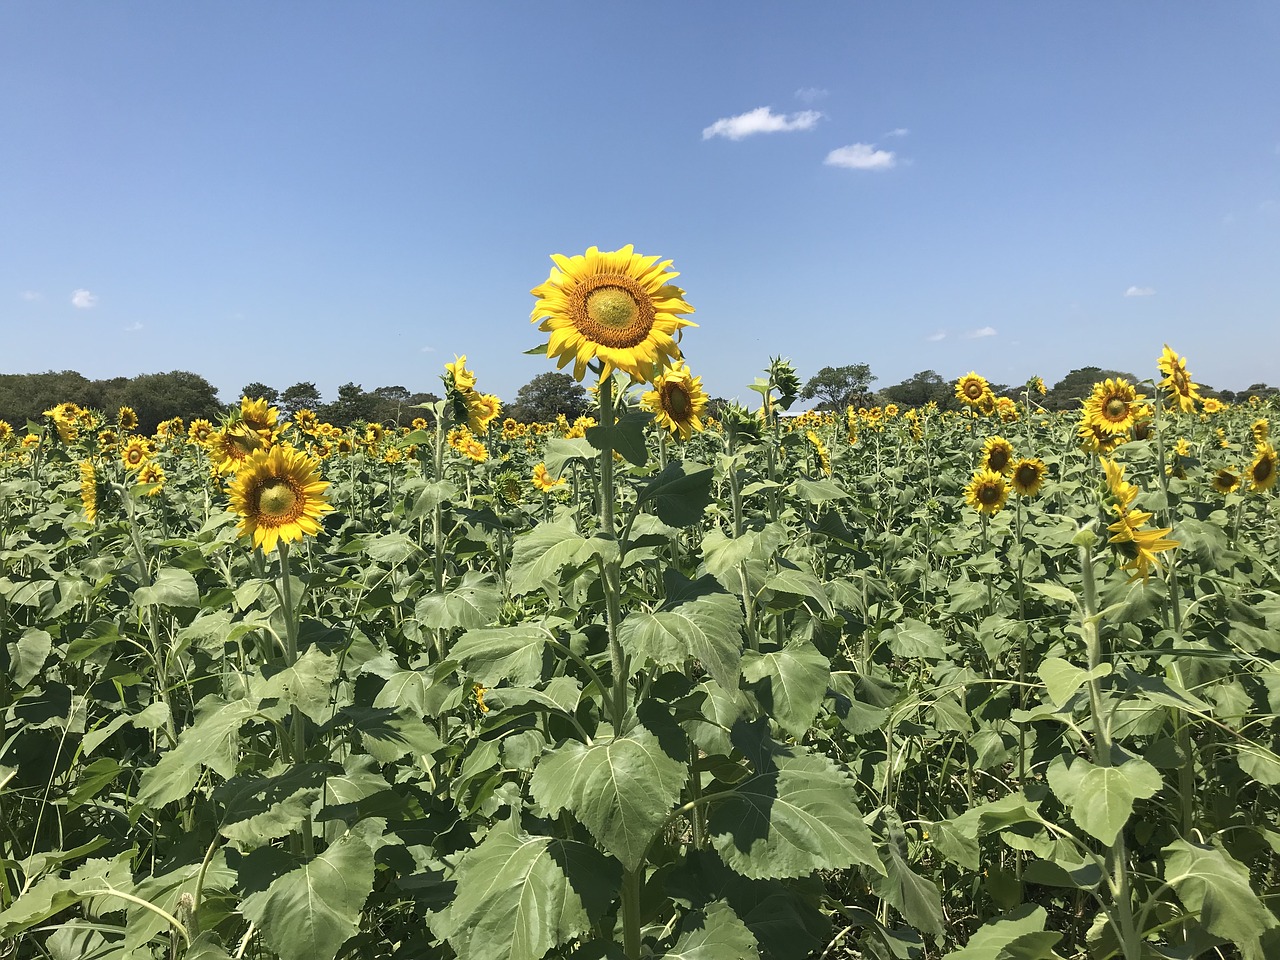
xmin=277 ymin=544 xmax=314 ymax=859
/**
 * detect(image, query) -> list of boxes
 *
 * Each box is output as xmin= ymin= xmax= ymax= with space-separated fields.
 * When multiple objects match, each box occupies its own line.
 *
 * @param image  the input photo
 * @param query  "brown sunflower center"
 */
xmin=257 ymin=479 xmax=300 ymax=521
xmin=1255 ymin=456 xmax=1275 ymax=484
xmin=964 ymin=381 xmax=984 ymax=399
xmin=1105 ymin=397 xmax=1130 ymax=419
xmin=978 ymin=483 xmax=1002 ymax=505
xmin=663 ymin=382 xmax=692 ymax=419
xmin=988 ymin=448 xmax=1010 ymax=472
xmin=1015 ymin=464 xmax=1039 ymax=488
xmin=575 ymin=276 xmax=656 ymax=348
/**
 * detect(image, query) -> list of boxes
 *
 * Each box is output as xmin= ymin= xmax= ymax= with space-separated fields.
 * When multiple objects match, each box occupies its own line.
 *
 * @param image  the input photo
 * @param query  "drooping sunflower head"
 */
xmin=117 ymin=406 xmax=139 ymax=431
xmin=805 ymin=429 xmax=832 ymax=476
xmin=964 ymin=468 xmax=1008 ymax=516
xmin=1248 ymin=443 xmax=1277 ymax=493
xmin=1157 ymin=344 xmax=1201 ymax=413
xmin=981 ymin=436 xmax=1015 ymax=475
xmin=1101 ymin=457 xmax=1139 ymax=514
xmin=226 ymin=444 xmax=333 ymax=553
xmin=445 ymin=355 xmax=477 ymax=395
xmin=1083 ymin=378 xmax=1146 ymax=437
xmin=1252 ymin=419 xmax=1270 ymax=445
xmin=1107 ymin=512 xmax=1178 ymax=581
xmin=1010 ymin=457 xmax=1047 ymax=497
xmin=530 ymin=245 xmax=696 ymax=383
xmin=641 ymin=360 xmax=709 ymax=441
xmin=1027 ymin=375 xmax=1047 ymax=396
xmin=955 ymin=372 xmax=991 ymax=408
xmin=1210 ymin=467 xmax=1240 ymax=495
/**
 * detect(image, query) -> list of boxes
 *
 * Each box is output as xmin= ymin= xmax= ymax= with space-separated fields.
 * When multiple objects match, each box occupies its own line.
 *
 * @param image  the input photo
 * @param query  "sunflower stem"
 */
xmin=596 ymin=373 xmax=629 ymax=730
xmin=277 ymin=543 xmax=314 ymax=859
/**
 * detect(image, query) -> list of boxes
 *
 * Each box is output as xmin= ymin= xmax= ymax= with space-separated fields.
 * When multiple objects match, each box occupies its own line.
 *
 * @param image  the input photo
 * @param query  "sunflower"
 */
xmin=995 ymin=396 xmax=1019 ymax=422
xmin=1101 ymin=457 xmax=1139 ymax=513
xmin=226 ymin=444 xmax=333 ymax=553
xmin=964 ymin=468 xmax=1008 ymax=515
xmin=44 ymin=403 xmax=81 ymax=442
xmin=981 ymin=436 xmax=1015 ymax=475
xmin=1157 ymin=345 xmax=1201 ymax=413
xmin=1248 ymin=443 xmax=1277 ymax=493
xmin=641 ymin=360 xmax=709 ymax=440
xmin=1210 ymin=467 xmax=1240 ymax=495
xmin=411 ymin=417 xmax=429 ymax=432
xmin=530 ymin=244 xmax=696 ymax=382
xmin=188 ymin=419 xmax=215 ymax=446
xmin=240 ymin=396 xmax=280 ymax=439
xmin=955 ymin=372 xmax=991 ymax=408
xmin=365 ymin=423 xmax=386 ymax=445
xmin=806 ymin=430 xmax=832 ymax=475
xmin=467 ymin=394 xmax=503 ymax=433
xmin=136 ymin=461 xmax=165 ymax=495
xmin=335 ymin=436 xmax=354 ymax=455
xmin=1028 ymin=375 xmax=1047 ymax=395
xmin=446 ymin=355 xmax=477 ymax=394
xmin=1082 ymin=378 xmax=1146 ymax=438
xmin=1201 ymin=397 xmax=1225 ymax=415
xmin=80 ymin=461 xmax=98 ymax=523
xmin=1010 ymin=457 xmax=1047 ymax=497
xmin=1108 ymin=511 xmax=1179 ymax=581
xmin=532 ymin=462 xmax=566 ymax=492
xmin=463 ymin=439 xmax=489 ymax=463
xmin=0 ymin=421 xmax=11 ymax=446
xmin=293 ymin=409 xmax=320 ymax=434
xmin=121 ymin=437 xmax=153 ymax=471
xmin=383 ymin=446 xmax=404 ymax=465
xmin=1252 ymin=419 xmax=1269 ymax=445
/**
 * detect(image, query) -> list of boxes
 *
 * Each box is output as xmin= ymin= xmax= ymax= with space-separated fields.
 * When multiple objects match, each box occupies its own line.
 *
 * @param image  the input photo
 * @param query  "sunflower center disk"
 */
xmin=665 ymin=385 xmax=691 ymax=418
xmin=1105 ymin=398 xmax=1128 ymax=418
xmin=577 ymin=281 xmax=654 ymax=348
xmin=258 ymin=481 xmax=298 ymax=519
xmin=1016 ymin=466 xmax=1037 ymax=487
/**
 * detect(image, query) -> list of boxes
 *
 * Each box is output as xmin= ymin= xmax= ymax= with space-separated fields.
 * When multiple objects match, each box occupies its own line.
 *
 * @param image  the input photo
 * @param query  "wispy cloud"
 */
xmin=1124 ymin=286 xmax=1155 ymax=297
xmin=884 ymin=127 xmax=910 ymax=138
xmin=965 ymin=326 xmax=997 ymax=339
xmin=703 ymin=106 xmax=823 ymax=141
xmin=20 ymin=290 xmax=41 ymax=301
xmin=925 ymin=330 xmax=947 ymax=342
xmin=71 ymin=289 xmax=98 ymax=309
xmin=795 ymin=87 xmax=828 ymax=103
xmin=420 ymin=345 xmax=436 ymax=353
xmin=824 ymin=143 xmax=896 ymax=171
xmin=124 ymin=322 xmax=143 ymax=333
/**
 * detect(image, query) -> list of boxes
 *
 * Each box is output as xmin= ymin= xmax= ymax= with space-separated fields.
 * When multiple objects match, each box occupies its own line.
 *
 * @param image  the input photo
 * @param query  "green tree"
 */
xmin=0 ymin=370 xmax=96 ymax=426
xmin=881 ymin=370 xmax=949 ymax=409
xmin=1045 ymin=367 xmax=1138 ymax=411
xmin=117 ymin=371 xmax=223 ymax=432
xmin=801 ymin=363 xmax=876 ymax=410
xmin=240 ymin=382 xmax=280 ymax=405
xmin=319 ymin=383 xmax=378 ymax=427
xmin=280 ymin=381 xmax=323 ymax=417
xmin=509 ymin=372 xmax=589 ymax=422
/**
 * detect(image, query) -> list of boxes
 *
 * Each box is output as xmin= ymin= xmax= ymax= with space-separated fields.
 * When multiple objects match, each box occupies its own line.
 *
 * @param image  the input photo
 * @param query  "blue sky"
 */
xmin=3 ymin=3 xmax=1278 ymax=407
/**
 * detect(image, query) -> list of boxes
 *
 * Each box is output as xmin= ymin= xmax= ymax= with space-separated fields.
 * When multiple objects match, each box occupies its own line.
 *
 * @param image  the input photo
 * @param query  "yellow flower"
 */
xmin=981 ymin=436 xmax=1015 ymax=475
xmin=446 ymin=355 xmax=477 ymax=394
xmin=1101 ymin=457 xmax=1140 ymax=513
xmin=240 ymin=396 xmax=281 ymax=439
xmin=1252 ymin=419 xmax=1269 ymax=445
xmin=210 ymin=426 xmax=262 ymax=475
xmin=1210 ymin=468 xmax=1239 ymax=495
xmin=117 ymin=406 xmax=139 ymax=431
xmin=964 ymin=468 xmax=1008 ymax=515
xmin=641 ymin=360 xmax=709 ymax=440
xmin=411 ymin=417 xmax=429 ymax=431
xmin=806 ymin=430 xmax=832 ymax=475
xmin=1028 ymin=375 xmax=1047 ymax=395
xmin=80 ymin=461 xmax=98 ymax=523
xmin=473 ymin=684 xmax=490 ymax=714
xmin=1010 ymin=457 xmax=1047 ymax=497
xmin=467 ymin=393 xmax=503 ymax=433
xmin=1107 ymin=511 xmax=1178 ymax=581
xmin=463 ymin=439 xmax=489 ymax=463
xmin=1201 ymin=397 xmax=1224 ymax=414
xmin=1248 ymin=443 xmax=1277 ymax=493
xmin=121 ymin=437 xmax=153 ymax=471
xmin=188 ymin=419 xmax=215 ymax=446
xmin=1083 ymin=378 xmax=1146 ymax=437
xmin=226 ymin=444 xmax=333 ymax=553
xmin=0 ymin=421 xmax=11 ymax=446
xmin=530 ymin=244 xmax=696 ymax=382
xmin=44 ymin=402 xmax=81 ymax=442
xmin=955 ymin=372 xmax=991 ymax=408
xmin=383 ymin=446 xmax=404 ymax=464
xmin=22 ymin=435 xmax=40 ymax=451
xmin=294 ymin=409 xmax=320 ymax=433
xmin=532 ymin=462 xmax=566 ymax=492
xmin=995 ymin=396 xmax=1019 ymax=422
xmin=1157 ymin=344 xmax=1201 ymax=413
xmin=136 ymin=461 xmax=165 ymax=495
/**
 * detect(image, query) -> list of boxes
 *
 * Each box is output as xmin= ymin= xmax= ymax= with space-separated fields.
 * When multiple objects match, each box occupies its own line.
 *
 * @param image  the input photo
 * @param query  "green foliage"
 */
xmin=800 ymin=362 xmax=876 ymax=410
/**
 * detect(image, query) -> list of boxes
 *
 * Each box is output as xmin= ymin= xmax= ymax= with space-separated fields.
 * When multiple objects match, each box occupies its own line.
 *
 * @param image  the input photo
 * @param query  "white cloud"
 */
xmin=824 ymin=143 xmax=896 ymax=170
xmin=420 ymin=345 xmax=436 ymax=353
xmin=884 ymin=127 xmax=910 ymax=138
xmin=71 ymin=289 xmax=98 ymax=309
xmin=1124 ymin=286 xmax=1155 ymax=297
xmin=795 ymin=87 xmax=828 ymax=102
xmin=702 ymin=106 xmax=823 ymax=141
xmin=925 ymin=330 xmax=947 ymax=342
xmin=20 ymin=290 xmax=41 ymax=301
xmin=124 ymin=322 xmax=143 ymax=333
xmin=965 ymin=326 xmax=997 ymax=339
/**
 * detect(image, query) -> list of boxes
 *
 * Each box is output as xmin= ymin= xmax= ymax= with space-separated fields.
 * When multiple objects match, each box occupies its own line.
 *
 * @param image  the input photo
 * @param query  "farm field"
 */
xmin=1 ymin=251 xmax=1278 ymax=960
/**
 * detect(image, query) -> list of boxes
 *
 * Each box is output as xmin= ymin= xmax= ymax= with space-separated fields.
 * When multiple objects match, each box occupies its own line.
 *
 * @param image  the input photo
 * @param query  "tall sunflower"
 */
xmin=240 ymin=396 xmax=280 ymax=440
xmin=955 ymin=372 xmax=991 ymax=408
xmin=467 ymin=393 xmax=503 ymax=433
xmin=981 ymin=436 xmax=1015 ymax=475
xmin=137 ymin=461 xmax=166 ymax=495
xmin=227 ymin=445 xmax=333 ymax=553
xmin=641 ymin=360 xmax=709 ymax=440
xmin=965 ymin=468 xmax=1008 ymax=515
xmin=530 ymin=245 xmax=696 ymax=382
xmin=1248 ymin=443 xmax=1277 ymax=493
xmin=1082 ymin=378 xmax=1146 ymax=437
xmin=117 ymin=406 xmax=139 ymax=431
xmin=1010 ymin=457 xmax=1047 ymax=497
xmin=1157 ymin=345 xmax=1201 ymax=413
xmin=532 ymin=462 xmax=566 ymax=492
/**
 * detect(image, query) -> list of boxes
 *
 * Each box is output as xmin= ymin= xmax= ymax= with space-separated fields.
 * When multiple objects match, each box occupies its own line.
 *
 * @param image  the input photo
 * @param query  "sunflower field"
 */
xmin=1 ymin=247 xmax=1278 ymax=960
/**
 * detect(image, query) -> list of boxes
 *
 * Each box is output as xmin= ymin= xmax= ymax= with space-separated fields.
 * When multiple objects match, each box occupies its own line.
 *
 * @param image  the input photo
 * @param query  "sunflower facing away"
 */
xmin=981 ymin=436 xmax=1015 ymax=475
xmin=955 ymin=372 xmax=992 ymax=408
xmin=641 ymin=360 xmax=709 ymax=440
xmin=1083 ymin=378 xmax=1146 ymax=438
xmin=1249 ymin=443 xmax=1277 ymax=493
xmin=965 ymin=468 xmax=1008 ymax=516
xmin=1010 ymin=457 xmax=1047 ymax=497
xmin=1157 ymin=345 xmax=1201 ymax=413
xmin=227 ymin=445 xmax=333 ymax=553
xmin=530 ymin=245 xmax=696 ymax=382
xmin=80 ymin=461 xmax=98 ymax=523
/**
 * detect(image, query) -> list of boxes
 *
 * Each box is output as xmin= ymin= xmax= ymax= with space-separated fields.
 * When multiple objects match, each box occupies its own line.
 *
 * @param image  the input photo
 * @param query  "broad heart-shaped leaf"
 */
xmin=1163 ymin=838 xmax=1279 ymax=960
xmin=12 ymin=627 xmax=51 ymax=688
xmin=509 ymin=521 xmax=588 ymax=597
xmin=133 ymin=566 xmax=200 ymax=609
xmin=1037 ymin=656 xmax=1110 ymax=707
xmin=214 ymin=762 xmax=333 ymax=843
xmin=1046 ymin=755 xmax=1161 ymax=845
xmin=759 ymin=566 xmax=833 ymax=616
xmin=0 ymin=851 xmax=133 ymax=938
xmin=452 ymin=626 xmax=550 ymax=687
xmin=586 ymin=409 xmax=652 ymax=467
xmin=542 ymin=437 xmax=598 ymax=479
xmin=707 ymin=720 xmax=882 ymax=880
xmin=637 ymin=459 xmax=714 ymax=527
xmin=941 ymin=905 xmax=1064 ymax=960
xmin=872 ymin=842 xmax=944 ymax=939
xmin=740 ymin=643 xmax=830 ymax=739
xmin=701 ymin=524 xmax=787 ymax=584
xmin=662 ymin=900 xmax=760 ymax=960
xmin=618 ymin=582 xmax=744 ymax=691
xmin=531 ymin=724 xmax=686 ymax=872
xmin=417 ymin=571 xmax=503 ymax=630
xmin=136 ymin=695 xmax=260 ymax=810
xmin=239 ymin=827 xmax=377 ymax=960
xmin=255 ymin=647 xmax=340 ymax=724
xmin=433 ymin=818 xmax=621 ymax=960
